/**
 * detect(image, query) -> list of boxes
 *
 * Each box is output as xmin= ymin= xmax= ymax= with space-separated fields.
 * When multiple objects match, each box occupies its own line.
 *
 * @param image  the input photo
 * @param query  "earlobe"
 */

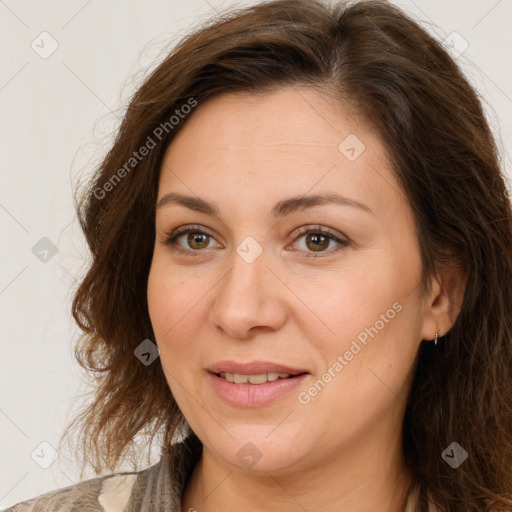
xmin=420 ymin=263 xmax=467 ymax=342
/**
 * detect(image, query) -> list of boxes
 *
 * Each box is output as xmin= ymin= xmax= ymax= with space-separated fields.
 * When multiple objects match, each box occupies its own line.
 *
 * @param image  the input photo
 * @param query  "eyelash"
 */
xmin=158 ymin=224 xmax=350 ymax=259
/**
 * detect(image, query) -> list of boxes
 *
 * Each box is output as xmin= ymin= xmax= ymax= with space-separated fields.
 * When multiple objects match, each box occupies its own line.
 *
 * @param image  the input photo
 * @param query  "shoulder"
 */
xmin=2 ymin=472 xmax=139 ymax=512
xmin=2 ymin=433 xmax=202 ymax=512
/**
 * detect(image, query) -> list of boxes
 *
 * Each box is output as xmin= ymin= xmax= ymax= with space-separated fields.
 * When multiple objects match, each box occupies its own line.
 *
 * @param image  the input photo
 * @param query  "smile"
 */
xmin=217 ymin=371 xmax=294 ymax=384
xmin=208 ymin=371 xmax=309 ymax=408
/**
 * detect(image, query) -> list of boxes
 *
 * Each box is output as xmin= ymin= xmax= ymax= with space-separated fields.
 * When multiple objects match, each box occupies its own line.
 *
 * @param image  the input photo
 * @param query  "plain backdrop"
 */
xmin=1 ymin=0 xmax=511 ymax=507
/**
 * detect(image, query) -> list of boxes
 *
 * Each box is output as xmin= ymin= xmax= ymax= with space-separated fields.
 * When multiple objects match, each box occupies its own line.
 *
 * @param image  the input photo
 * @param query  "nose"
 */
xmin=208 ymin=246 xmax=288 ymax=339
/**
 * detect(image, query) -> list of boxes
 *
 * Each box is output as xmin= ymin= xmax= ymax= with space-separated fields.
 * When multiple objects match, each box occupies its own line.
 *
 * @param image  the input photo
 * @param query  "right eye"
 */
xmin=159 ymin=225 xmax=222 ymax=254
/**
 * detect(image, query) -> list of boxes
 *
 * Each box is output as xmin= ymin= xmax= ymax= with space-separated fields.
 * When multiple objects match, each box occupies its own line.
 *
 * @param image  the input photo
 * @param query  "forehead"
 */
xmin=158 ymin=87 xmax=407 ymax=222
xmin=165 ymin=87 xmax=371 ymax=155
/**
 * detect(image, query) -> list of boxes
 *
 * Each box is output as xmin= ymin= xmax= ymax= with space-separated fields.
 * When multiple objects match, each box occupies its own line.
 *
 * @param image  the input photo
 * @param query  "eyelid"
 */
xmin=158 ymin=224 xmax=221 ymax=250
xmin=287 ymin=225 xmax=350 ymax=258
xmin=290 ymin=224 xmax=350 ymax=244
xmin=159 ymin=223 xmax=350 ymax=257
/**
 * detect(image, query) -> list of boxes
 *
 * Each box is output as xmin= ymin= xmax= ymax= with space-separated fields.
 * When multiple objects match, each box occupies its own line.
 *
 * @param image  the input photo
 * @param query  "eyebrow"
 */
xmin=156 ymin=192 xmax=374 ymax=219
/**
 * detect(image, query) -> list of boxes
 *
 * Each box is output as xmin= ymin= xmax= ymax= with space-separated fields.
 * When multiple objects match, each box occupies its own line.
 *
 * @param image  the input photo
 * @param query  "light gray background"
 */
xmin=1 ymin=0 xmax=511 ymax=507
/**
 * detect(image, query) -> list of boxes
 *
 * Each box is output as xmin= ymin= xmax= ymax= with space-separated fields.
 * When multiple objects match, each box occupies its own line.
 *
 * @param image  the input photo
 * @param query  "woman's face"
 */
xmin=147 ymin=86 xmax=434 ymax=473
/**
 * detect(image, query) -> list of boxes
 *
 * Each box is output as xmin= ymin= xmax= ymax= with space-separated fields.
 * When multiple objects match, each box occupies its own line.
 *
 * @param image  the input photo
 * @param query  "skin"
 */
xmin=147 ymin=86 xmax=462 ymax=511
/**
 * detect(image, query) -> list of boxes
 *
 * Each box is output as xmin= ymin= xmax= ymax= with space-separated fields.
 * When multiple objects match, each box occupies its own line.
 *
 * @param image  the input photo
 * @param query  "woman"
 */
xmin=5 ymin=0 xmax=512 ymax=510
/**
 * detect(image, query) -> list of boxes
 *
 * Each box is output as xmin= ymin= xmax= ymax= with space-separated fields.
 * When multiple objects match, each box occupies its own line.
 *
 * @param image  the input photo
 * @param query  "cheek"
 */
xmin=147 ymin=257 xmax=199 ymax=331
xmin=299 ymin=253 xmax=421 ymax=383
xmin=147 ymin=259 xmax=211 ymax=369
xmin=297 ymin=260 xmax=399 ymax=343
xmin=299 ymin=291 xmax=418 ymax=434
xmin=147 ymin=262 xmax=177 ymax=333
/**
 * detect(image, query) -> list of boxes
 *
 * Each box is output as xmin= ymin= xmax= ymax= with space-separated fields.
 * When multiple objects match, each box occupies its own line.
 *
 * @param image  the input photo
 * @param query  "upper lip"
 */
xmin=208 ymin=360 xmax=309 ymax=376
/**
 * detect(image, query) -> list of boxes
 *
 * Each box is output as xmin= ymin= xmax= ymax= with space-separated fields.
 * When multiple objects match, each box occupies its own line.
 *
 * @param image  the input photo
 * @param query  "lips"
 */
xmin=207 ymin=360 xmax=310 ymax=407
xmin=208 ymin=360 xmax=308 ymax=376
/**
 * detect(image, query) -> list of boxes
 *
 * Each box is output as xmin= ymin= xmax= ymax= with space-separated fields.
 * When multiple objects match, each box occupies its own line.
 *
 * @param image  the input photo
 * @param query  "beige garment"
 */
xmin=3 ymin=432 xmax=437 ymax=511
xmin=3 ymin=433 xmax=202 ymax=512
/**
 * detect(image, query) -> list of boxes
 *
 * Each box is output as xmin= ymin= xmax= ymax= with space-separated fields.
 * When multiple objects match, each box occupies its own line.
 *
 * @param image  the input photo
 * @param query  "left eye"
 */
xmin=288 ymin=226 xmax=350 ymax=258
xmin=160 ymin=225 xmax=350 ymax=258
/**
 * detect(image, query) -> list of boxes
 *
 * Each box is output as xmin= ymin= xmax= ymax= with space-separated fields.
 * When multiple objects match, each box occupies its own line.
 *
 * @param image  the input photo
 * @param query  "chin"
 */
xmin=201 ymin=423 xmax=312 ymax=473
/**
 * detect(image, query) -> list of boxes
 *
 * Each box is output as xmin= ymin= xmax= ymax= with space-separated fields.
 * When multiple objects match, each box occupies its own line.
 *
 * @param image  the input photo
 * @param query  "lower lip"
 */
xmin=208 ymin=372 xmax=308 ymax=408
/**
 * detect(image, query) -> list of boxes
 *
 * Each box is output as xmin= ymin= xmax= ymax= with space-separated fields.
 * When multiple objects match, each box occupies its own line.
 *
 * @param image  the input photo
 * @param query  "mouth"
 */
xmin=214 ymin=371 xmax=307 ymax=384
xmin=207 ymin=360 xmax=310 ymax=407
xmin=208 ymin=360 xmax=309 ymax=381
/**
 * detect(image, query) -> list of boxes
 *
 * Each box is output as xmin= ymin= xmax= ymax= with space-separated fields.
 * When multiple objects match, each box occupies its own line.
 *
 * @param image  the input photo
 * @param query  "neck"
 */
xmin=181 ymin=425 xmax=413 ymax=512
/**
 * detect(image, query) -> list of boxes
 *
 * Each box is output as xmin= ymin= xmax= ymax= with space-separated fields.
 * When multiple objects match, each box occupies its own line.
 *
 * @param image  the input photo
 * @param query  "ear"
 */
xmin=420 ymin=262 xmax=467 ymax=341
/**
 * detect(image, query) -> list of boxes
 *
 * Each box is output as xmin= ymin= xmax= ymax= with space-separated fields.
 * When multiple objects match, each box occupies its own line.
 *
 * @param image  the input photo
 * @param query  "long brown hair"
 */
xmin=60 ymin=1 xmax=512 ymax=509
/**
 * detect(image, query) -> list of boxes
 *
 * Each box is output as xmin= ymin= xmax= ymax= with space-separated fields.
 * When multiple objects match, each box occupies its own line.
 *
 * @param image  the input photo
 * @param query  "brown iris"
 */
xmin=187 ymin=232 xmax=210 ymax=250
xmin=305 ymin=233 xmax=329 ymax=252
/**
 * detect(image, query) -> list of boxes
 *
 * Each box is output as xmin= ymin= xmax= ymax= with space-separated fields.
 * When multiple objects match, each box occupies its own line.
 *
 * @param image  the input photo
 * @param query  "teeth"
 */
xmin=248 ymin=373 xmax=267 ymax=384
xmin=234 ymin=373 xmax=248 ymax=384
xmin=219 ymin=372 xmax=292 ymax=384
